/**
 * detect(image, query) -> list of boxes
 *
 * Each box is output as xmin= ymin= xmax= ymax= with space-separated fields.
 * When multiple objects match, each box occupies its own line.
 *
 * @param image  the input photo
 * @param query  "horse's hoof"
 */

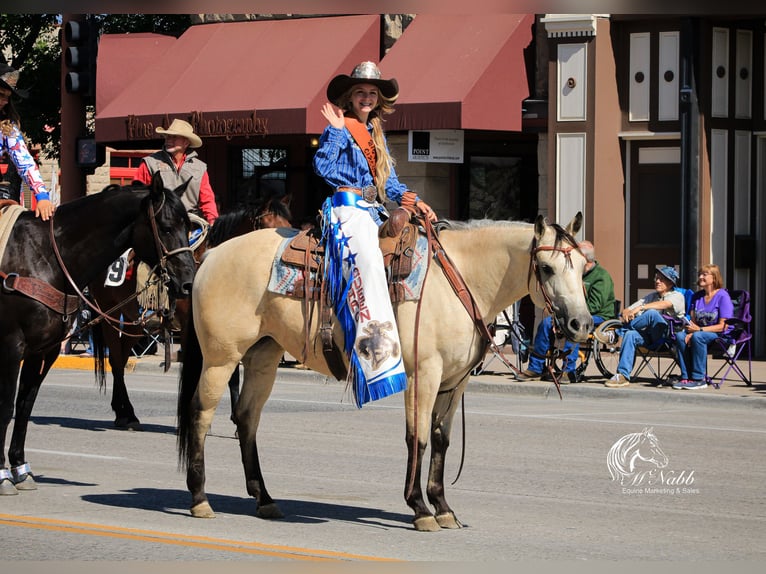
xmin=413 ymin=515 xmax=441 ymax=532
xmin=10 ymin=464 xmax=37 ymax=491
xmin=435 ymin=512 xmax=462 ymax=529
xmin=257 ymin=503 xmax=284 ymax=519
xmin=13 ymin=474 xmax=37 ymax=491
xmin=0 ymin=479 xmax=19 ymax=496
xmin=115 ymin=418 xmax=143 ymax=431
xmin=190 ymin=501 xmax=216 ymax=518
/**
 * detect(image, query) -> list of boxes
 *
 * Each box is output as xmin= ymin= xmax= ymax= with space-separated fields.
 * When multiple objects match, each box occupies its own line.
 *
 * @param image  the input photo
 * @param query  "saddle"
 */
xmin=280 ymin=207 xmax=419 ymax=303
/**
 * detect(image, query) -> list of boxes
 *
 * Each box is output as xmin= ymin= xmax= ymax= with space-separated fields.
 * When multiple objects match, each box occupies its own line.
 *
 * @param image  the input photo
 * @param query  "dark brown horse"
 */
xmin=88 ymin=195 xmax=292 ymax=430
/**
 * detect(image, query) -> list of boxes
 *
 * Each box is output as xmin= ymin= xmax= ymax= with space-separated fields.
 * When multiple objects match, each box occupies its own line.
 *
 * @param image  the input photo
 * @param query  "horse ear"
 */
xmin=174 ymin=176 xmax=192 ymax=197
xmin=149 ymin=171 xmax=165 ymax=202
xmin=565 ymin=212 xmax=583 ymax=236
xmin=534 ymin=214 xmax=547 ymax=240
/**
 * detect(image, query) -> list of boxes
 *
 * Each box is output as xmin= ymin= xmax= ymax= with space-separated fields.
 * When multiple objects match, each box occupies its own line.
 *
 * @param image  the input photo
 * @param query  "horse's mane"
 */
xmin=607 ymin=432 xmax=642 ymax=481
xmin=208 ymin=195 xmax=292 ymax=247
xmin=436 ymin=219 xmax=531 ymax=231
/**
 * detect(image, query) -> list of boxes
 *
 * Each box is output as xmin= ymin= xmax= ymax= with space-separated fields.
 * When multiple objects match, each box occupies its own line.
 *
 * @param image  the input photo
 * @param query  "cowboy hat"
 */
xmin=155 ymin=118 xmax=202 ymax=148
xmin=326 ymin=61 xmax=399 ymax=106
xmin=655 ymin=265 xmax=679 ymax=286
xmin=0 ymin=61 xmax=27 ymax=99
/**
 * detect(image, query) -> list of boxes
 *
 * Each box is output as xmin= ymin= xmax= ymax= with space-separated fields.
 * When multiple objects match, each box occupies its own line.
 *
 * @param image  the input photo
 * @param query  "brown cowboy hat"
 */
xmin=0 ymin=61 xmax=27 ymax=99
xmin=155 ymin=118 xmax=202 ymax=148
xmin=326 ymin=61 xmax=399 ymax=106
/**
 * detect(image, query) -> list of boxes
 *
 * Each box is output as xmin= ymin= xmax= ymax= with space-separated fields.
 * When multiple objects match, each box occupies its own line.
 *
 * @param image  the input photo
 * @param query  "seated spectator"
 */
xmin=672 ymin=264 xmax=733 ymax=389
xmin=595 ymin=266 xmax=686 ymax=388
xmin=516 ymin=240 xmax=615 ymax=383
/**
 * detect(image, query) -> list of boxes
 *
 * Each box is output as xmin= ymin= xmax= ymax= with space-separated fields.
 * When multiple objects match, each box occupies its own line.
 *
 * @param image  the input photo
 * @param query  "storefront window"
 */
xmin=468 ymin=156 xmax=523 ymax=220
xmin=234 ymin=147 xmax=287 ymax=205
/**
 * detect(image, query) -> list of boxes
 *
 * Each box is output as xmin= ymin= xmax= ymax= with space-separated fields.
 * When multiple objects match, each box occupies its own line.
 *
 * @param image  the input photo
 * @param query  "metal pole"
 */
xmin=59 ymin=13 xmax=87 ymax=204
xmin=679 ymin=17 xmax=699 ymax=287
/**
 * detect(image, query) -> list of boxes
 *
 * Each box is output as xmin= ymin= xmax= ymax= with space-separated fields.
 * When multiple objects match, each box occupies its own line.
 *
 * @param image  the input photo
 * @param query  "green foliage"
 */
xmin=1 ymin=14 xmax=193 ymax=159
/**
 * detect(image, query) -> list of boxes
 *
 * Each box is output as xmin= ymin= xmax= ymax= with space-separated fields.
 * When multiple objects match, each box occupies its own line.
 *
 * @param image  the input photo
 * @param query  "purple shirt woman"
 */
xmin=673 ymin=264 xmax=733 ymax=389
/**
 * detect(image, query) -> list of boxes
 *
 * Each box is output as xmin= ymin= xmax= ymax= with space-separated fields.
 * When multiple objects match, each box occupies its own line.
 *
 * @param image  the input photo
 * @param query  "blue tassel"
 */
xmin=321 ymin=198 xmax=407 ymax=408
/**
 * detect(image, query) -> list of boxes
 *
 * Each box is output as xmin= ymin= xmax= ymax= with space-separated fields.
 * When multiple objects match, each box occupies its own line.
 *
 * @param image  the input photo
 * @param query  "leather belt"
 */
xmin=337 ymin=186 xmax=378 ymax=203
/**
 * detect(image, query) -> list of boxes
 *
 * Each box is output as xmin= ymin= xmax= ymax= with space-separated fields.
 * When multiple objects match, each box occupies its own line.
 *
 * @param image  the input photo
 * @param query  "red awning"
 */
xmin=95 ymin=15 xmax=381 ymax=143
xmin=381 ymin=14 xmax=534 ymax=132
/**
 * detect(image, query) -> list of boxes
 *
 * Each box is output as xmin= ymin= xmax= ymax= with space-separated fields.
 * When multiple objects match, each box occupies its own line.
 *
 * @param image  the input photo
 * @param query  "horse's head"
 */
xmin=634 ymin=427 xmax=669 ymax=469
xmin=131 ymin=172 xmax=197 ymax=299
xmin=253 ymin=194 xmax=292 ymax=230
xmin=528 ymin=212 xmax=592 ymax=342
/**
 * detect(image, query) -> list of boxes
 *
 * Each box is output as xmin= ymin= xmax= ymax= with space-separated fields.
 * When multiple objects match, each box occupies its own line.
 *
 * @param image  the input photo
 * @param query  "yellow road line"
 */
xmin=0 ymin=513 xmax=399 ymax=562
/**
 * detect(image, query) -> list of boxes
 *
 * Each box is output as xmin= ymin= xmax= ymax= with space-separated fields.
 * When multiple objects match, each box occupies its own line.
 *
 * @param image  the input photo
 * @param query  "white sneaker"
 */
xmin=605 ymin=373 xmax=630 ymax=388
xmin=594 ymin=327 xmax=617 ymax=345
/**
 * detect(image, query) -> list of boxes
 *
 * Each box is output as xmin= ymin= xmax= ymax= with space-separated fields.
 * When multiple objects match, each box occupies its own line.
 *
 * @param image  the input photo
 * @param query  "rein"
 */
xmin=48 ymin=196 xmax=192 ymax=337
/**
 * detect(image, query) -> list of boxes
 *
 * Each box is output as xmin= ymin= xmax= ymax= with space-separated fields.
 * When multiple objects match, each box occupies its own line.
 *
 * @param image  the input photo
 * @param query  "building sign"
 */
xmin=408 ymin=130 xmax=464 ymax=163
xmin=127 ymin=111 xmax=269 ymax=141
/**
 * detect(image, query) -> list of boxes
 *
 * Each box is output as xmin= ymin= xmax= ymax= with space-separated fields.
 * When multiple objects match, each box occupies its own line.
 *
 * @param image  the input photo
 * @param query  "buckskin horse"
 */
xmin=87 ymin=194 xmax=293 ymax=430
xmin=177 ymin=211 xmax=591 ymax=531
xmin=0 ymin=173 xmax=196 ymax=495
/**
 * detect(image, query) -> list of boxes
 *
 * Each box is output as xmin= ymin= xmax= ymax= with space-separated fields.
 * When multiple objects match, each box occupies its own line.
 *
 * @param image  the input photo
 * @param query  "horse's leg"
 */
xmin=0 ymin=353 xmax=23 ymax=495
xmin=403 ymin=372 xmax=442 ymax=532
xmin=7 ymin=346 xmax=60 ymax=491
xmin=228 ymin=367 xmax=240 ymax=423
xmin=235 ymin=338 xmax=284 ymax=518
xmin=187 ymin=358 xmax=241 ymax=518
xmin=426 ymin=374 xmax=470 ymax=529
xmin=108 ymin=329 xmax=142 ymax=430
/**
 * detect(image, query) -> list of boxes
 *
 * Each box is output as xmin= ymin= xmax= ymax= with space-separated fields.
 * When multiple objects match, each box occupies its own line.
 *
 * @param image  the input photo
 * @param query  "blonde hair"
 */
xmin=338 ymin=88 xmax=398 ymax=202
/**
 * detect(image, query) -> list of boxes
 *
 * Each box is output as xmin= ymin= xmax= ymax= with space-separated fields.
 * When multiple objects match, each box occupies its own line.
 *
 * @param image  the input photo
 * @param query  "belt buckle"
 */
xmin=361 ymin=185 xmax=377 ymax=203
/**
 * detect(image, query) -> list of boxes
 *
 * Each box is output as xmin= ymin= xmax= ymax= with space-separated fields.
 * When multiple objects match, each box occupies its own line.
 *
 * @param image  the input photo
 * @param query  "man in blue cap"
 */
xmin=595 ymin=265 xmax=687 ymax=387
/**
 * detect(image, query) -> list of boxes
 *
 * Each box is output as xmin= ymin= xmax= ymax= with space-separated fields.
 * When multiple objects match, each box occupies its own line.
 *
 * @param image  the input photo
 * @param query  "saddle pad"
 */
xmin=0 ymin=204 xmax=26 ymax=268
xmin=268 ymin=234 xmax=429 ymax=301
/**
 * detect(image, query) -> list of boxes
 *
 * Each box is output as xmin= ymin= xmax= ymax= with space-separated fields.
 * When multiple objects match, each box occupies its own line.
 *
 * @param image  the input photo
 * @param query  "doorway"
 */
xmin=628 ymin=144 xmax=682 ymax=302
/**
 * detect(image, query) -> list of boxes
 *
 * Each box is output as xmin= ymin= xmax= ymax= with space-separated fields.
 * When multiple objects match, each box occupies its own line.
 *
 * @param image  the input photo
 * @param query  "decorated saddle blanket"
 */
xmin=267 ymin=224 xmax=428 ymax=302
xmin=0 ymin=204 xmax=26 ymax=268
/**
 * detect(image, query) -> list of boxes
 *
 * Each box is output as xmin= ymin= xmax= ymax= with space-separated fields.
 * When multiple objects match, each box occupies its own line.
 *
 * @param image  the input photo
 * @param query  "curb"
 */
xmin=53 ymin=356 xmax=766 ymax=408
xmin=52 ymin=354 xmax=138 ymax=372
xmin=467 ymin=377 xmax=766 ymax=409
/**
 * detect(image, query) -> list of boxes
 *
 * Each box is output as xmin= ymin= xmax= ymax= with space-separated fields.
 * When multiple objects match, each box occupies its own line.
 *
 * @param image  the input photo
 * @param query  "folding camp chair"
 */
xmin=631 ymin=287 xmax=694 ymax=384
xmin=707 ymin=289 xmax=752 ymax=388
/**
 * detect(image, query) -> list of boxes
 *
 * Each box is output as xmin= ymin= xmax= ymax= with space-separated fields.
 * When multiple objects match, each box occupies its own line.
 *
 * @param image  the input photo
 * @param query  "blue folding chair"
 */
xmin=631 ymin=287 xmax=694 ymax=384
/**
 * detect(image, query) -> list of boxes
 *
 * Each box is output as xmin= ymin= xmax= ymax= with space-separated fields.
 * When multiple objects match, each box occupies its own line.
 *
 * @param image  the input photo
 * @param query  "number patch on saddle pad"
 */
xmin=104 ymin=249 xmax=132 ymax=287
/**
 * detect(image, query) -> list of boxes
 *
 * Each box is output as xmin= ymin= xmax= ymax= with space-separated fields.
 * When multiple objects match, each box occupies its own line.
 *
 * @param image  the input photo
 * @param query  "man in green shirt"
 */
xmin=517 ymin=240 xmax=616 ymax=383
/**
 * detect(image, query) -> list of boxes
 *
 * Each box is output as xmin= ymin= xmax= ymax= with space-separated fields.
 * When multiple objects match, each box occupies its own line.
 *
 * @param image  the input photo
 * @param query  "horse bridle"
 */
xmin=527 ymin=224 xmax=583 ymax=321
xmin=50 ymin=194 xmax=193 ymax=334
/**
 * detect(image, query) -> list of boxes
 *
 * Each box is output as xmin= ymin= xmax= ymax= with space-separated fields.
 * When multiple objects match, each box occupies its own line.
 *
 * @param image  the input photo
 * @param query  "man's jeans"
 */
xmin=528 ymin=315 xmax=604 ymax=373
xmin=617 ymin=309 xmax=670 ymax=379
xmin=675 ymin=330 xmax=719 ymax=381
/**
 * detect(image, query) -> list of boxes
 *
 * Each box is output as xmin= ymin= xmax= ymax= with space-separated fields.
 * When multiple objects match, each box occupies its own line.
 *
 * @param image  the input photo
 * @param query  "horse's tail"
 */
xmin=90 ymin=320 xmax=108 ymax=392
xmin=177 ymin=297 xmax=202 ymax=471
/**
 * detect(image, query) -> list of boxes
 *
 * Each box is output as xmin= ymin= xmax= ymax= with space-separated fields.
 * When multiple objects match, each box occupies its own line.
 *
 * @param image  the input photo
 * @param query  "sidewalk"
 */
xmin=52 ymin=344 xmax=766 ymax=408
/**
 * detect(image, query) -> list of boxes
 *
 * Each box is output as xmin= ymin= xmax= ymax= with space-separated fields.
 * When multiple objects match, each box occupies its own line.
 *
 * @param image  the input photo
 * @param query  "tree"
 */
xmin=1 ymin=14 xmax=193 ymax=159
xmin=1 ymin=14 xmax=61 ymax=158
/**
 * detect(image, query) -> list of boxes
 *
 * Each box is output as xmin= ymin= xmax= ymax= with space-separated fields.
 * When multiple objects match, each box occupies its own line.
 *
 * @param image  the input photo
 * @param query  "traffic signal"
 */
xmin=63 ymin=18 xmax=97 ymax=96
